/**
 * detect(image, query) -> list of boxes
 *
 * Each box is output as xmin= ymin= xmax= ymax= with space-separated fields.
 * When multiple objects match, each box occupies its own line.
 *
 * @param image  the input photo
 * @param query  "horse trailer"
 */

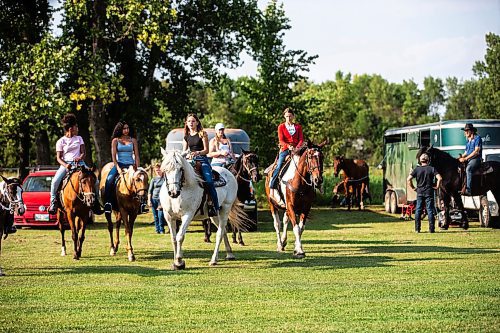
xmin=382 ymin=119 xmax=500 ymax=225
xmin=165 ymin=128 xmax=258 ymax=230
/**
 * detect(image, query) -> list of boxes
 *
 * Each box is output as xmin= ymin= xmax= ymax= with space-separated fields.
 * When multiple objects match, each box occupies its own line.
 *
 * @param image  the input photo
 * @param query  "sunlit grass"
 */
xmin=0 ymin=207 xmax=499 ymax=332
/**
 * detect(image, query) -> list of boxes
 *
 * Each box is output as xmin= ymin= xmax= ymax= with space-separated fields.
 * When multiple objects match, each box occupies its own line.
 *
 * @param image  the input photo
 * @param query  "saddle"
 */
xmin=458 ymin=160 xmax=489 ymax=195
xmin=56 ymin=168 xmax=80 ymax=211
xmin=192 ymin=160 xmax=227 ymax=188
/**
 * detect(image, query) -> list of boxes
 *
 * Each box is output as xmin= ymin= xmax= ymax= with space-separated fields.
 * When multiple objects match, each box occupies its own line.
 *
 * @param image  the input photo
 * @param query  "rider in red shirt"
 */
xmin=270 ymin=108 xmax=304 ymax=189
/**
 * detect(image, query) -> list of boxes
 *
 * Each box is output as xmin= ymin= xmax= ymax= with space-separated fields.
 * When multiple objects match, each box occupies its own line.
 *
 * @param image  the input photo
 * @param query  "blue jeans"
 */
xmin=270 ymin=150 xmax=289 ymax=188
xmin=151 ymin=198 xmax=165 ymax=233
xmin=105 ymin=162 xmax=133 ymax=205
xmin=50 ymin=161 xmax=89 ymax=202
xmin=194 ymin=156 xmax=219 ymax=210
xmin=466 ymin=158 xmax=480 ymax=192
xmin=415 ymin=195 xmax=436 ymax=232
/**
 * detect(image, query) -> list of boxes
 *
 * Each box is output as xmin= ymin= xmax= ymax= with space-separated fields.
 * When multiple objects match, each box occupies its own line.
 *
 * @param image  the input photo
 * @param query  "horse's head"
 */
xmin=0 ymin=175 xmax=25 ymax=215
xmin=241 ymin=150 xmax=261 ymax=182
xmin=76 ymin=166 xmax=97 ymax=208
xmin=161 ymin=148 xmax=185 ymax=198
xmin=123 ymin=166 xmax=149 ymax=203
xmin=305 ymin=140 xmax=327 ymax=188
xmin=333 ymin=155 xmax=344 ymax=177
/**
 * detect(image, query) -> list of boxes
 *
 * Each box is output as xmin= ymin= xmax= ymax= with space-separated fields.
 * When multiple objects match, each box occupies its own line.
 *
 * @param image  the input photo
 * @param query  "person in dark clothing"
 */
xmin=148 ymin=163 xmax=166 ymax=234
xmin=407 ymin=153 xmax=442 ymax=233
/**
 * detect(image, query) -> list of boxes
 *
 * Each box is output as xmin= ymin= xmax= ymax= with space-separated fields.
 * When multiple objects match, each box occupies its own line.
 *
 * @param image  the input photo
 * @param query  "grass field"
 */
xmin=0 ymin=207 xmax=499 ymax=333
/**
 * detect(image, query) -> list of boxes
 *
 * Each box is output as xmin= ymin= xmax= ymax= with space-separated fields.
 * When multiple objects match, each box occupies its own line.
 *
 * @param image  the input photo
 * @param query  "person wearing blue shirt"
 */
xmin=458 ymin=123 xmax=482 ymax=196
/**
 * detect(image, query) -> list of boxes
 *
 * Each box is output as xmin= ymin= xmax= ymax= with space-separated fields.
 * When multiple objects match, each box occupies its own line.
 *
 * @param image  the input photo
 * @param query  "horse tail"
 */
xmin=228 ymin=199 xmax=254 ymax=232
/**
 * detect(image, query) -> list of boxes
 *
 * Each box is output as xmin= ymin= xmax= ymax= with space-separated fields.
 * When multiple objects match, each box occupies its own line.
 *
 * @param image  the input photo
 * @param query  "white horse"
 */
xmin=159 ymin=148 xmax=249 ymax=269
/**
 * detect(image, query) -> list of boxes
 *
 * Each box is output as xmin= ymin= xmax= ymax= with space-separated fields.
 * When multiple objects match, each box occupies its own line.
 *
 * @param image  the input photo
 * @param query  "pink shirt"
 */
xmin=56 ymin=135 xmax=84 ymax=161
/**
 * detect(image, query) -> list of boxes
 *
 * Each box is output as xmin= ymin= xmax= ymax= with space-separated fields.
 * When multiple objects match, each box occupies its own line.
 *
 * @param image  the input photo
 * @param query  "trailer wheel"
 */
xmin=384 ymin=191 xmax=392 ymax=213
xmin=479 ymin=196 xmax=490 ymax=228
xmin=389 ymin=191 xmax=398 ymax=214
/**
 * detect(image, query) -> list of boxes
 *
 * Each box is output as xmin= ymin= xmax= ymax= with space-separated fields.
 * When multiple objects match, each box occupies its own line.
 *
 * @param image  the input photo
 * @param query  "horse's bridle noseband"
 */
xmin=165 ymin=168 xmax=185 ymax=193
xmin=0 ymin=181 xmax=24 ymax=213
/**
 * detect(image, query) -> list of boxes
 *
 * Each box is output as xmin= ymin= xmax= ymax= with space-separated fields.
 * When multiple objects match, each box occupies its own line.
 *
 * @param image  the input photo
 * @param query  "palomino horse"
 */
xmin=417 ymin=146 xmax=500 ymax=230
xmin=159 ymin=149 xmax=249 ymax=269
xmin=0 ymin=176 xmax=25 ymax=276
xmin=265 ymin=140 xmax=327 ymax=258
xmin=203 ymin=150 xmax=261 ymax=245
xmin=57 ymin=166 xmax=97 ymax=260
xmin=100 ymin=164 xmax=149 ymax=261
xmin=333 ymin=156 xmax=370 ymax=210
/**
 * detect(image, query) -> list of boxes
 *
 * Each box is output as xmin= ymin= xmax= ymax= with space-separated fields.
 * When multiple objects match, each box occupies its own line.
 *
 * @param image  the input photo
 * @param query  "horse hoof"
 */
xmin=204 ymin=239 xmax=211 ymax=243
xmin=61 ymin=251 xmax=66 ymax=257
xmin=128 ymin=254 xmax=136 ymax=262
xmin=293 ymin=251 xmax=306 ymax=259
xmin=462 ymin=224 xmax=469 ymax=230
xmin=226 ymin=255 xmax=236 ymax=261
xmin=173 ymin=262 xmax=185 ymax=270
xmin=209 ymin=261 xmax=218 ymax=266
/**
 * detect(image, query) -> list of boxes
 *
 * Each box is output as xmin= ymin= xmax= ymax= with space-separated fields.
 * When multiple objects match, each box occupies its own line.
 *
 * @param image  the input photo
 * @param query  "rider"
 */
xmin=208 ymin=122 xmax=235 ymax=168
xmin=48 ymin=113 xmax=103 ymax=215
xmin=103 ymin=121 xmax=147 ymax=214
xmin=269 ymin=107 xmax=304 ymax=189
xmin=183 ymin=113 xmax=220 ymax=217
xmin=458 ymin=123 xmax=482 ymax=196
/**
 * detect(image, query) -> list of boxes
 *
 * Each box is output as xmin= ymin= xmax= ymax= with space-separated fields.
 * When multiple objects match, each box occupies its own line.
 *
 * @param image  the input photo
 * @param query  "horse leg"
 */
xmin=106 ymin=212 xmax=116 ymax=256
xmin=231 ymin=225 xmax=237 ymax=244
xmin=114 ymin=214 xmax=122 ymax=254
xmin=163 ymin=214 xmax=178 ymax=264
xmin=67 ymin=213 xmax=79 ymax=260
xmin=237 ymin=228 xmax=245 ymax=246
xmin=452 ymin=191 xmax=468 ymax=230
xmin=281 ymin=212 xmax=289 ymax=250
xmin=76 ymin=216 xmax=87 ymax=259
xmin=122 ymin=211 xmax=137 ymax=262
xmin=58 ymin=210 xmax=66 ymax=256
xmin=359 ymin=183 xmax=365 ymax=210
xmin=173 ymin=213 xmax=194 ymax=270
xmin=287 ymin=210 xmax=305 ymax=258
xmin=440 ymin=194 xmax=451 ymax=230
xmin=202 ymin=219 xmax=211 ymax=243
xmin=210 ymin=209 xmax=232 ymax=265
xmin=270 ymin=206 xmax=285 ymax=252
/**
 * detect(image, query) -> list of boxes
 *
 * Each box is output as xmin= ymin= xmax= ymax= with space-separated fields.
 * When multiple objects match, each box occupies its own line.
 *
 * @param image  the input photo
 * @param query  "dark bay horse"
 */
xmin=100 ymin=163 xmax=149 ymax=261
xmin=203 ymin=150 xmax=261 ymax=245
xmin=265 ymin=140 xmax=326 ymax=258
xmin=333 ymin=156 xmax=371 ymax=210
xmin=57 ymin=166 xmax=97 ymax=260
xmin=417 ymin=146 xmax=500 ymax=229
xmin=0 ymin=176 xmax=25 ymax=276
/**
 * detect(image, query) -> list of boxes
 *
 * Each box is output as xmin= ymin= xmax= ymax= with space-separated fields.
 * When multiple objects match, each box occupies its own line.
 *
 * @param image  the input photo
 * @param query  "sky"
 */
xmin=225 ymin=0 xmax=500 ymax=85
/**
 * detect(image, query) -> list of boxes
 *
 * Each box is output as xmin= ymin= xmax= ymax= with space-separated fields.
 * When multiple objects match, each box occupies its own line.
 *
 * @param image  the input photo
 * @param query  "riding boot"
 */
xmin=91 ymin=200 xmax=104 ymax=215
xmin=104 ymin=202 xmax=112 ymax=214
xmin=48 ymin=198 xmax=58 ymax=215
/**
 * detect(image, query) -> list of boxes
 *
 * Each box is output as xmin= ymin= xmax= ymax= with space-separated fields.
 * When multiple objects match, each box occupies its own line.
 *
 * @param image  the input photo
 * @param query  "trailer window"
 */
xmin=385 ymin=134 xmax=402 ymax=144
xmin=420 ymin=130 xmax=430 ymax=147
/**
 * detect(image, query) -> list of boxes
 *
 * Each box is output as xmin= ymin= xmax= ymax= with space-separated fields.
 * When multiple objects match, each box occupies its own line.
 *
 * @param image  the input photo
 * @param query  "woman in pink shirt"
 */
xmin=48 ymin=114 xmax=102 ymax=215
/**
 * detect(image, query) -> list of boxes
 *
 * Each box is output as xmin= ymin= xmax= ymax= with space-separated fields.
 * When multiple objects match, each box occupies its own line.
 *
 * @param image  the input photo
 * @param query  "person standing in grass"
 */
xmin=148 ymin=163 xmax=166 ymax=234
xmin=407 ymin=153 xmax=442 ymax=233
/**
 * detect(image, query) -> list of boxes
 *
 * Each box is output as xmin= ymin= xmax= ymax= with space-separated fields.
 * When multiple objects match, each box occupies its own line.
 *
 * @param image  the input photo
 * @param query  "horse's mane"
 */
xmin=161 ymin=150 xmax=202 ymax=185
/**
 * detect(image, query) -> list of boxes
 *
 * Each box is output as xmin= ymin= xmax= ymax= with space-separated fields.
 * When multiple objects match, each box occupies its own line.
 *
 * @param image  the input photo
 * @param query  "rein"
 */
xmin=164 ymin=168 xmax=185 ymax=191
xmin=67 ymin=169 xmax=94 ymax=203
xmin=0 ymin=182 xmax=23 ymax=213
xmin=120 ymin=170 xmax=147 ymax=201
xmin=234 ymin=154 xmax=257 ymax=183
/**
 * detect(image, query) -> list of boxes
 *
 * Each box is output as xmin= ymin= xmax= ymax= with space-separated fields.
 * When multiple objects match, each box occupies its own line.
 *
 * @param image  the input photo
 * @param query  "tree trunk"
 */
xmin=75 ymin=109 xmax=93 ymax=165
xmin=35 ymin=129 xmax=51 ymax=166
xmin=18 ymin=121 xmax=31 ymax=180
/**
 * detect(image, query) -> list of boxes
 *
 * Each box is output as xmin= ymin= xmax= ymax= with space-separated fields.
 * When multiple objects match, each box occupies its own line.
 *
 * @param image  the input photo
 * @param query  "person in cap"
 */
xmin=458 ymin=123 xmax=482 ymax=196
xmin=407 ymin=153 xmax=442 ymax=233
xmin=208 ymin=122 xmax=235 ymax=167
xmin=269 ymin=107 xmax=304 ymax=189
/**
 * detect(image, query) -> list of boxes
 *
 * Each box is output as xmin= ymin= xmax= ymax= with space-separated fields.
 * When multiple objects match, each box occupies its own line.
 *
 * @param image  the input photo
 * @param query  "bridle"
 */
xmin=291 ymin=148 xmax=323 ymax=187
xmin=67 ymin=168 xmax=95 ymax=205
xmin=120 ymin=169 xmax=148 ymax=201
xmin=164 ymin=167 xmax=185 ymax=194
xmin=0 ymin=181 xmax=24 ymax=214
xmin=235 ymin=153 xmax=258 ymax=183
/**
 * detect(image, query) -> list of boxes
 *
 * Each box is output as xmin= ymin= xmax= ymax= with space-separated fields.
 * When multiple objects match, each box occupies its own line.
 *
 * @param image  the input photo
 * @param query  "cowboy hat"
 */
xmin=461 ymin=123 xmax=477 ymax=132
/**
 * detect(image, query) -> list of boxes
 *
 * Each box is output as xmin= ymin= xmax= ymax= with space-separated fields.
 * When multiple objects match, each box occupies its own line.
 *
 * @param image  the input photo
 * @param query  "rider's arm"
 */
xmin=56 ymin=151 xmax=70 ymax=169
xmin=296 ymin=124 xmax=304 ymax=148
xmin=75 ymin=141 xmax=85 ymax=162
xmin=132 ymin=138 xmax=140 ymax=168
xmin=207 ymin=138 xmax=219 ymax=158
xmin=111 ymin=138 xmax=121 ymax=173
xmin=277 ymin=124 xmax=287 ymax=149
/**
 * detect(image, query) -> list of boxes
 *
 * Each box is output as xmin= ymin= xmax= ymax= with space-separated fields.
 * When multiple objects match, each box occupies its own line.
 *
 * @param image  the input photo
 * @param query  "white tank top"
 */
xmin=212 ymin=142 xmax=231 ymax=165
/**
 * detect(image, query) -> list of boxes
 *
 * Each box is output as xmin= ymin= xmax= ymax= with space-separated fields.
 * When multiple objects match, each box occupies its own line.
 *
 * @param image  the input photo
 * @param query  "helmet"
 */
xmin=215 ymin=123 xmax=225 ymax=131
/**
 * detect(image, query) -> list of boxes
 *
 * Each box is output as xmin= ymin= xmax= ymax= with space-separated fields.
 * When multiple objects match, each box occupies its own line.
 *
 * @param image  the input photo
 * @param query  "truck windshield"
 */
xmin=486 ymin=154 xmax=500 ymax=162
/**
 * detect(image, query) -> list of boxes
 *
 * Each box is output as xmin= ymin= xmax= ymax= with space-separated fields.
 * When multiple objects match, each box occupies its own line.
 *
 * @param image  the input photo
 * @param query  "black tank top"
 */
xmin=185 ymin=133 xmax=204 ymax=152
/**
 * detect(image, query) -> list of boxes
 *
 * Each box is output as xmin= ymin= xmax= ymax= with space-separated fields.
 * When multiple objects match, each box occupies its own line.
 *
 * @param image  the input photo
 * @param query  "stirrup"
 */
xmin=48 ymin=201 xmax=57 ymax=215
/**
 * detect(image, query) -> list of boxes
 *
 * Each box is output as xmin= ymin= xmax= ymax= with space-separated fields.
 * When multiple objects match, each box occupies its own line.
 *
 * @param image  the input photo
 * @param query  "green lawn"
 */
xmin=1 ymin=207 xmax=499 ymax=333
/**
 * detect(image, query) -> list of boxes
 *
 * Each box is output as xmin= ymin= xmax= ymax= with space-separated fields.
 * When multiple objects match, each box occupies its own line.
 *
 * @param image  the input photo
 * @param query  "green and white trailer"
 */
xmin=382 ymin=119 xmax=500 ymax=225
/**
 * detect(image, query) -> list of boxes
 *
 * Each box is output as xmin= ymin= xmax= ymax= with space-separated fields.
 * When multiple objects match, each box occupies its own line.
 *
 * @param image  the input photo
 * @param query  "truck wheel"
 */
xmin=389 ymin=191 xmax=398 ymax=214
xmin=384 ymin=191 xmax=391 ymax=213
xmin=479 ymin=196 xmax=490 ymax=228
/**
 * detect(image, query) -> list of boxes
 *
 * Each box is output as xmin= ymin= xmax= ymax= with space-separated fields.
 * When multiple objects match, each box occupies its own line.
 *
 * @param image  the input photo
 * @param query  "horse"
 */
xmin=333 ymin=156 xmax=371 ymax=210
xmin=57 ymin=165 xmax=97 ymax=260
xmin=100 ymin=163 xmax=149 ymax=261
xmin=159 ymin=148 xmax=249 ymax=269
xmin=202 ymin=150 xmax=261 ymax=245
xmin=265 ymin=140 xmax=327 ymax=258
xmin=0 ymin=175 xmax=25 ymax=276
xmin=417 ymin=146 xmax=500 ymax=230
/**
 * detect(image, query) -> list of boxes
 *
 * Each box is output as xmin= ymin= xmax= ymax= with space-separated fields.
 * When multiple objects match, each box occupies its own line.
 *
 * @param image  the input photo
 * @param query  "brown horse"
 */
xmin=333 ymin=156 xmax=370 ymax=210
xmin=100 ymin=163 xmax=149 ymax=261
xmin=57 ymin=166 xmax=97 ymax=260
xmin=0 ymin=176 xmax=25 ymax=276
xmin=265 ymin=140 xmax=326 ymax=258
